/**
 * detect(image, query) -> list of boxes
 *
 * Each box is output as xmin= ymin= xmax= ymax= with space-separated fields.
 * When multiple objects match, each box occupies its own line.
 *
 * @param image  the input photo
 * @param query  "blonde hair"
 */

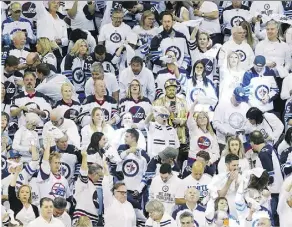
xmin=90 ymin=107 xmax=106 ymax=130
xmin=49 ymin=151 xmax=61 ymax=163
xmin=75 ymin=216 xmax=92 ymax=227
xmin=126 ymin=79 xmax=143 ymax=99
xmin=227 ymin=51 xmax=241 ymax=71
xmin=194 ymin=111 xmax=215 ymax=136
xmin=61 ymin=82 xmax=72 ymax=92
xmin=17 ymin=184 xmax=32 ymax=204
xmin=12 ymin=30 xmax=25 ymax=40
xmin=37 ymin=37 xmax=58 ymax=56
xmin=222 ymin=136 xmax=245 ymax=159
xmin=140 ymin=10 xmax=155 ymax=27
xmin=70 ymin=39 xmax=89 ymax=56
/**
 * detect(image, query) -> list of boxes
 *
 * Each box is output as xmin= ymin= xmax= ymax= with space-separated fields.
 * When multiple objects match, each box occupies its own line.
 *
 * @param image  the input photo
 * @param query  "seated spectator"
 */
xmin=67 ymin=29 xmax=96 ymax=54
xmin=36 ymin=37 xmax=58 ymax=69
xmin=53 ymin=197 xmax=71 ymax=227
xmin=1 ymin=112 xmax=12 ymax=153
xmin=145 ymin=199 xmax=176 ymax=226
xmin=1 ymin=84 xmax=11 ymax=116
xmin=119 ymin=79 xmax=152 ymax=124
xmin=12 ymin=112 xmax=40 ymax=163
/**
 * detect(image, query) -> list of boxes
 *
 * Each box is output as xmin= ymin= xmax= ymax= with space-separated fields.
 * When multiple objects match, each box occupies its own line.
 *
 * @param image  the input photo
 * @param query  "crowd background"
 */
xmin=1 ymin=0 xmax=292 ymax=227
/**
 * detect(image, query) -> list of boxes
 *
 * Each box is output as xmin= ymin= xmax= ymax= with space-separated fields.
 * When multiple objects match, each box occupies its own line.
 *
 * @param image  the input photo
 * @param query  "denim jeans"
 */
xmin=96 ymin=187 xmax=103 ymax=216
xmin=271 ymin=193 xmax=279 ymax=226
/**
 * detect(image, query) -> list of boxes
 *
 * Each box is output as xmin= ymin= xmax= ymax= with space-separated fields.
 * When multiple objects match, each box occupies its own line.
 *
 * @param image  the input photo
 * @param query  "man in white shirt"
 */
xmin=27 ymin=197 xmax=65 ymax=227
xmin=149 ymin=163 xmax=181 ymax=215
xmin=35 ymin=63 xmax=77 ymax=104
xmin=98 ymin=8 xmax=132 ymax=55
xmin=53 ymin=197 xmax=71 ymax=227
xmin=218 ymin=26 xmax=255 ymax=71
xmin=84 ymin=62 xmax=119 ymax=101
xmin=119 ymin=56 xmax=155 ymax=102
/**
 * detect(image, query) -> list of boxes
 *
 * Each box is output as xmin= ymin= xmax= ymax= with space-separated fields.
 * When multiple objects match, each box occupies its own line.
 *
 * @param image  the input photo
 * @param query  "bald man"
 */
xmin=175 ymin=161 xmax=212 ymax=205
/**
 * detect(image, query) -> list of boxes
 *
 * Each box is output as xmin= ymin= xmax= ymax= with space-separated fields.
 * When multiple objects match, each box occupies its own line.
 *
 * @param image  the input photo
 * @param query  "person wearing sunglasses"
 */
xmin=140 ymin=106 xmax=180 ymax=158
xmin=2 ymin=2 xmax=36 ymax=47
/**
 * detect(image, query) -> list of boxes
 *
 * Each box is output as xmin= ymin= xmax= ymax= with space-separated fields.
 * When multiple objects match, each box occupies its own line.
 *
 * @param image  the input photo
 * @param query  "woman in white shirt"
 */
xmin=218 ymin=136 xmax=250 ymax=174
xmin=12 ymin=113 xmax=40 ymax=163
xmin=219 ymin=51 xmax=245 ymax=104
xmin=102 ymin=168 xmax=136 ymax=227
xmin=81 ymin=107 xmax=115 ymax=149
xmin=36 ymin=37 xmax=58 ymax=69
xmin=186 ymin=60 xmax=218 ymax=112
xmin=240 ymin=21 xmax=259 ymax=51
xmin=187 ymin=100 xmax=220 ymax=165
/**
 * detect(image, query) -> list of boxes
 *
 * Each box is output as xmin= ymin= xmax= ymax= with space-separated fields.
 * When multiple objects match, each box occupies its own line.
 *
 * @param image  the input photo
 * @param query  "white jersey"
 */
xmin=250 ymin=1 xmax=284 ymax=17
xmin=99 ymin=22 xmax=132 ymax=55
xmin=213 ymin=101 xmax=251 ymax=144
xmin=149 ymin=174 xmax=181 ymax=215
xmin=37 ymin=160 xmax=71 ymax=200
xmin=120 ymin=152 xmax=147 ymax=191
xmin=132 ymin=25 xmax=159 ymax=46
xmin=73 ymin=169 xmax=99 ymax=225
xmin=145 ymin=122 xmax=180 ymax=158
xmin=176 ymin=174 xmax=212 ymax=203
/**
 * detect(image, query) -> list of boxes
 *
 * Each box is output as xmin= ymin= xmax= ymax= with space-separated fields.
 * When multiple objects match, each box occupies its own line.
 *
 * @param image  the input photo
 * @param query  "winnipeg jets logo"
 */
xmin=122 ymin=159 xmax=139 ymax=177
xmin=166 ymin=46 xmax=182 ymax=61
xmin=197 ymin=136 xmax=211 ymax=150
xmin=49 ymin=183 xmax=66 ymax=197
xmin=72 ymin=67 xmax=85 ymax=84
xmin=129 ymin=106 xmax=145 ymax=123
xmin=235 ymin=50 xmax=246 ymax=62
xmin=229 ymin=112 xmax=245 ymax=129
xmin=110 ymin=33 xmax=122 ymax=43
xmin=255 ymin=85 xmax=269 ymax=101
xmin=231 ymin=16 xmax=245 ymax=27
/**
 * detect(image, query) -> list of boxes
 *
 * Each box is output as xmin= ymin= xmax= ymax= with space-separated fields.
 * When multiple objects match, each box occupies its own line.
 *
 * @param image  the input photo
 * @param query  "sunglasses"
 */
xmin=13 ymin=10 xmax=21 ymax=14
xmin=158 ymin=114 xmax=169 ymax=119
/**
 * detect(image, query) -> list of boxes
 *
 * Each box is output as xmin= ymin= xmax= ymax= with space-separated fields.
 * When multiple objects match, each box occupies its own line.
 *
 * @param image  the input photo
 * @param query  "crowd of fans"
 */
xmin=1 ymin=0 xmax=292 ymax=227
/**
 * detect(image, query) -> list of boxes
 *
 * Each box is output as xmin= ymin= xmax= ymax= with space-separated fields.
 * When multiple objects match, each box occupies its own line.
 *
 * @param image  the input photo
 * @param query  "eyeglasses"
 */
xmin=12 ymin=10 xmax=21 ymax=14
xmin=158 ymin=114 xmax=169 ymax=119
xmin=116 ymin=191 xmax=127 ymax=195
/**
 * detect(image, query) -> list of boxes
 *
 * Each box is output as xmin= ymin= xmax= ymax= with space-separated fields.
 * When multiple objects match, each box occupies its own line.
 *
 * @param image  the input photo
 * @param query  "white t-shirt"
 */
xmin=64 ymin=1 xmax=95 ymax=31
xmin=189 ymin=1 xmax=221 ymax=34
xmin=99 ymin=22 xmax=132 ymax=54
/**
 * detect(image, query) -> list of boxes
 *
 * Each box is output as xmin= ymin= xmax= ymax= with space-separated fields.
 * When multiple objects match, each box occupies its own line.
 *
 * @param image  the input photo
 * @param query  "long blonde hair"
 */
xmin=194 ymin=111 xmax=215 ymax=136
xmin=70 ymin=39 xmax=89 ymax=56
xmin=140 ymin=10 xmax=155 ymax=28
xmin=17 ymin=184 xmax=32 ymax=204
xmin=126 ymin=79 xmax=143 ymax=99
xmin=227 ymin=51 xmax=241 ymax=71
xmin=37 ymin=37 xmax=58 ymax=56
xmin=222 ymin=136 xmax=245 ymax=159
xmin=75 ymin=216 xmax=92 ymax=227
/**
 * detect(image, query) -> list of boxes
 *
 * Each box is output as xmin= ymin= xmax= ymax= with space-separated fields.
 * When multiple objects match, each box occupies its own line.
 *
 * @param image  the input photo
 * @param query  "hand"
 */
xmin=1 ymin=136 xmax=8 ymax=146
xmin=172 ymin=118 xmax=181 ymax=125
xmin=288 ymin=119 xmax=292 ymax=126
xmin=266 ymin=62 xmax=277 ymax=68
xmin=55 ymin=39 xmax=62 ymax=45
xmin=132 ymin=190 xmax=140 ymax=198
xmin=168 ymin=105 xmax=176 ymax=113
xmin=131 ymin=124 xmax=138 ymax=129
xmin=261 ymin=95 xmax=270 ymax=104
xmin=193 ymin=9 xmax=202 ymax=17
xmin=18 ymin=63 xmax=27 ymax=70
xmin=20 ymin=106 xmax=28 ymax=112
xmin=228 ymin=170 xmax=238 ymax=182
xmin=46 ymin=135 xmax=54 ymax=146
xmin=262 ymin=189 xmax=271 ymax=198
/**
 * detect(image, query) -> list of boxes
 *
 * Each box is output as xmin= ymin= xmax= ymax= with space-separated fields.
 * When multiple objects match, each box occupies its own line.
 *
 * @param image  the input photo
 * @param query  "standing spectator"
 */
xmin=35 ymin=1 xmax=68 ymax=48
xmin=102 ymin=164 xmax=137 ymax=227
xmin=242 ymin=55 xmax=280 ymax=113
xmin=72 ymin=150 xmax=103 ymax=226
xmin=249 ymin=130 xmax=284 ymax=226
xmin=189 ymin=0 xmax=222 ymax=44
xmin=240 ymin=20 xmax=259 ymax=50
xmin=119 ymin=79 xmax=152 ymax=124
xmin=65 ymin=0 xmax=96 ymax=37
xmin=98 ymin=8 xmax=132 ymax=55
xmin=2 ymin=2 xmax=36 ymax=46
xmin=145 ymin=199 xmax=177 ymax=227
xmin=218 ymin=26 xmax=255 ymax=71
xmin=8 ymin=164 xmax=39 ymax=226
xmin=277 ymin=175 xmax=292 ymax=227
xmin=36 ymin=63 xmax=77 ymax=104
xmin=61 ymin=39 xmax=91 ymax=98
xmin=84 ymin=62 xmax=119 ymax=102
xmin=149 ymin=163 xmax=181 ymax=214
xmin=150 ymin=11 xmax=191 ymax=77
xmin=27 ymin=197 xmax=65 ymax=227
xmin=53 ymin=197 xmax=71 ymax=227
xmin=220 ymin=0 xmax=250 ymax=41
xmin=176 ymin=161 xmax=212 ymax=205
xmin=119 ymin=56 xmax=155 ymax=102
